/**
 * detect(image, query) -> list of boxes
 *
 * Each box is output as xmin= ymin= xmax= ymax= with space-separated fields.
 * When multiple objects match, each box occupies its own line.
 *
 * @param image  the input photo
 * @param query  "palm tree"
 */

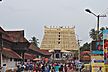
xmin=89 ymin=27 xmax=107 ymax=41
xmin=89 ymin=29 xmax=97 ymax=41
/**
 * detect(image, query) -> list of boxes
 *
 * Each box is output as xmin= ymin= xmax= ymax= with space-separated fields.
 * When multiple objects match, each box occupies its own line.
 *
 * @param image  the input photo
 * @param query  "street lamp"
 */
xmin=85 ymin=9 xmax=107 ymax=40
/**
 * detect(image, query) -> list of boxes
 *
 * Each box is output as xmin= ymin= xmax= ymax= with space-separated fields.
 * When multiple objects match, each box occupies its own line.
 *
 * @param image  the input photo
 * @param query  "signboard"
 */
xmin=103 ymin=30 xmax=108 ymax=64
xmin=91 ymin=55 xmax=104 ymax=63
xmin=91 ymin=41 xmax=103 ymax=55
xmin=92 ymin=51 xmax=103 ymax=54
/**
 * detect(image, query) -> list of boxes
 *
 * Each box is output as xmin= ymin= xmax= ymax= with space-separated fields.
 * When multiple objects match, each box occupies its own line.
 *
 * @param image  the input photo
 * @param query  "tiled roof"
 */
xmin=0 ymin=27 xmax=28 ymax=42
xmin=29 ymin=43 xmax=52 ymax=56
xmin=39 ymin=49 xmax=52 ymax=56
xmin=1 ymin=48 xmax=22 ymax=59
xmin=24 ymin=53 xmax=35 ymax=60
xmin=6 ymin=30 xmax=28 ymax=42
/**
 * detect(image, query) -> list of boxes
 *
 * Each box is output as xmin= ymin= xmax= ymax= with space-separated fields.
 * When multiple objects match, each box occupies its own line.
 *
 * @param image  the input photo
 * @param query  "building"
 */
xmin=40 ymin=26 xmax=78 ymax=61
xmin=0 ymin=27 xmax=29 ymax=70
xmin=0 ymin=26 xmax=51 ymax=71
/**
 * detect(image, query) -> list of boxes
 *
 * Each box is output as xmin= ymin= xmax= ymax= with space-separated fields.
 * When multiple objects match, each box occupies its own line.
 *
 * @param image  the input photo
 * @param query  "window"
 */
xmin=58 ymin=38 xmax=60 ymax=40
xmin=56 ymin=53 xmax=60 ymax=58
xmin=58 ymin=42 xmax=60 ymax=44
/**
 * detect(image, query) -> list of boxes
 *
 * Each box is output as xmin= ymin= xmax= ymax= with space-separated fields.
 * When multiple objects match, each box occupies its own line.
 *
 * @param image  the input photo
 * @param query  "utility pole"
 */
xmin=85 ymin=9 xmax=107 ymax=40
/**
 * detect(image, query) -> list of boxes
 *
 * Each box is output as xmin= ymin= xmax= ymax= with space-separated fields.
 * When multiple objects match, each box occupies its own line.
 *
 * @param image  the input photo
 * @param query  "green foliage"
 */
xmin=89 ymin=29 xmax=97 ymax=41
xmin=89 ymin=27 xmax=108 ymax=40
xmin=81 ymin=27 xmax=108 ymax=53
xmin=31 ymin=36 xmax=39 ymax=48
xmin=80 ymin=42 xmax=90 ymax=52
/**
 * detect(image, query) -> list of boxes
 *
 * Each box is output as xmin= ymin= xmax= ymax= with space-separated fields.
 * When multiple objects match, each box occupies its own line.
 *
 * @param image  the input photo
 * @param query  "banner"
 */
xmin=103 ymin=30 xmax=108 ymax=64
xmin=91 ymin=41 xmax=103 ymax=55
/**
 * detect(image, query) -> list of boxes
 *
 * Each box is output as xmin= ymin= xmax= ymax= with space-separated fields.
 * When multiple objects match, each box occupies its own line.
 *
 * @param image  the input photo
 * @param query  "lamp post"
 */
xmin=85 ymin=9 xmax=107 ymax=72
xmin=85 ymin=9 xmax=106 ymax=40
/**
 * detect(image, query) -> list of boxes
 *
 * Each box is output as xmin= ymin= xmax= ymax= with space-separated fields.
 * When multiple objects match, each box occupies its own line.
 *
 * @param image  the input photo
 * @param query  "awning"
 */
xmin=1 ymin=48 xmax=22 ymax=59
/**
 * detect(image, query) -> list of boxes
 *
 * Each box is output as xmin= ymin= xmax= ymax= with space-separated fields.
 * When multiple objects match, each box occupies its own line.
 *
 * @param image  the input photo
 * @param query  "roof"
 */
xmin=0 ymin=27 xmax=28 ymax=42
xmin=6 ymin=30 xmax=28 ymax=42
xmin=24 ymin=53 xmax=35 ymax=60
xmin=29 ymin=42 xmax=39 ymax=50
xmin=0 ymin=26 xmax=5 ymax=33
xmin=40 ymin=49 xmax=52 ymax=56
xmin=1 ymin=48 xmax=22 ymax=59
xmin=29 ymin=42 xmax=52 ymax=56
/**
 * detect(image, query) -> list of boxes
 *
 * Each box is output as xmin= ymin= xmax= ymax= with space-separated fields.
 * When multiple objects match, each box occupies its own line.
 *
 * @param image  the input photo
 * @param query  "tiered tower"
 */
xmin=40 ymin=26 xmax=78 ymax=51
xmin=40 ymin=26 xmax=78 ymax=60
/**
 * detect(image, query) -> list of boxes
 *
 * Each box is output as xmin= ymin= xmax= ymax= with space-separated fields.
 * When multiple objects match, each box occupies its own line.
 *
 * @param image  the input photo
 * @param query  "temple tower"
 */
xmin=40 ymin=26 xmax=78 ymax=60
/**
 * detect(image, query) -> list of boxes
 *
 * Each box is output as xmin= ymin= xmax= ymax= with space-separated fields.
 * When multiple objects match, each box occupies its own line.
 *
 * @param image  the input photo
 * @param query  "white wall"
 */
xmin=3 ymin=58 xmax=17 ymax=70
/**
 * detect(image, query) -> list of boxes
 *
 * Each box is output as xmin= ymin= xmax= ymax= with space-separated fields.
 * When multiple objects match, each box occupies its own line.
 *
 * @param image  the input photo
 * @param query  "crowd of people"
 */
xmin=16 ymin=60 xmax=85 ymax=72
xmin=33 ymin=62 xmax=76 ymax=72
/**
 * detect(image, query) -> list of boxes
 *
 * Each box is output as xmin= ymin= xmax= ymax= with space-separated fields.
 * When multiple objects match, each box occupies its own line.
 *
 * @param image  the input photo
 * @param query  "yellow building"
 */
xmin=40 ymin=26 xmax=78 ymax=60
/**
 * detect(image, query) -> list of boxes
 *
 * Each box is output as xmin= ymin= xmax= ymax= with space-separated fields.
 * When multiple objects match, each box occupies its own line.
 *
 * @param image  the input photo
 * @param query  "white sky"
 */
xmin=0 ymin=0 xmax=108 ymax=46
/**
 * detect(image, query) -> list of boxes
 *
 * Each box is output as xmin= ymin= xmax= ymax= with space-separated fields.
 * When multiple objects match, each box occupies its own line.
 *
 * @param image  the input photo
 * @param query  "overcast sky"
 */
xmin=0 ymin=0 xmax=108 ymax=46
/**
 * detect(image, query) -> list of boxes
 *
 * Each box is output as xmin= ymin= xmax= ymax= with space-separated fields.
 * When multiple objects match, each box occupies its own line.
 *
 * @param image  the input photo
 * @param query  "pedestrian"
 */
xmin=59 ymin=65 xmax=63 ymax=72
xmin=33 ymin=63 xmax=36 ymax=72
xmin=2 ymin=64 xmax=6 ymax=72
xmin=42 ymin=64 xmax=45 ymax=72
xmin=64 ymin=64 xmax=67 ymax=72
xmin=16 ymin=65 xmax=21 ymax=72
xmin=97 ymin=67 xmax=102 ymax=72
xmin=54 ymin=64 xmax=60 ymax=72
xmin=29 ymin=63 xmax=33 ymax=72
xmin=51 ymin=66 xmax=55 ymax=72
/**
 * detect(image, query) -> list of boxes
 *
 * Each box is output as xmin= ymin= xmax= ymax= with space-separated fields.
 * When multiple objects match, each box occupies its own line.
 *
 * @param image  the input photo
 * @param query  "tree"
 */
xmin=80 ymin=42 xmax=90 ymax=52
xmin=31 ymin=36 xmax=39 ymax=48
xmin=89 ymin=27 xmax=107 ymax=40
xmin=89 ymin=29 xmax=97 ymax=41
